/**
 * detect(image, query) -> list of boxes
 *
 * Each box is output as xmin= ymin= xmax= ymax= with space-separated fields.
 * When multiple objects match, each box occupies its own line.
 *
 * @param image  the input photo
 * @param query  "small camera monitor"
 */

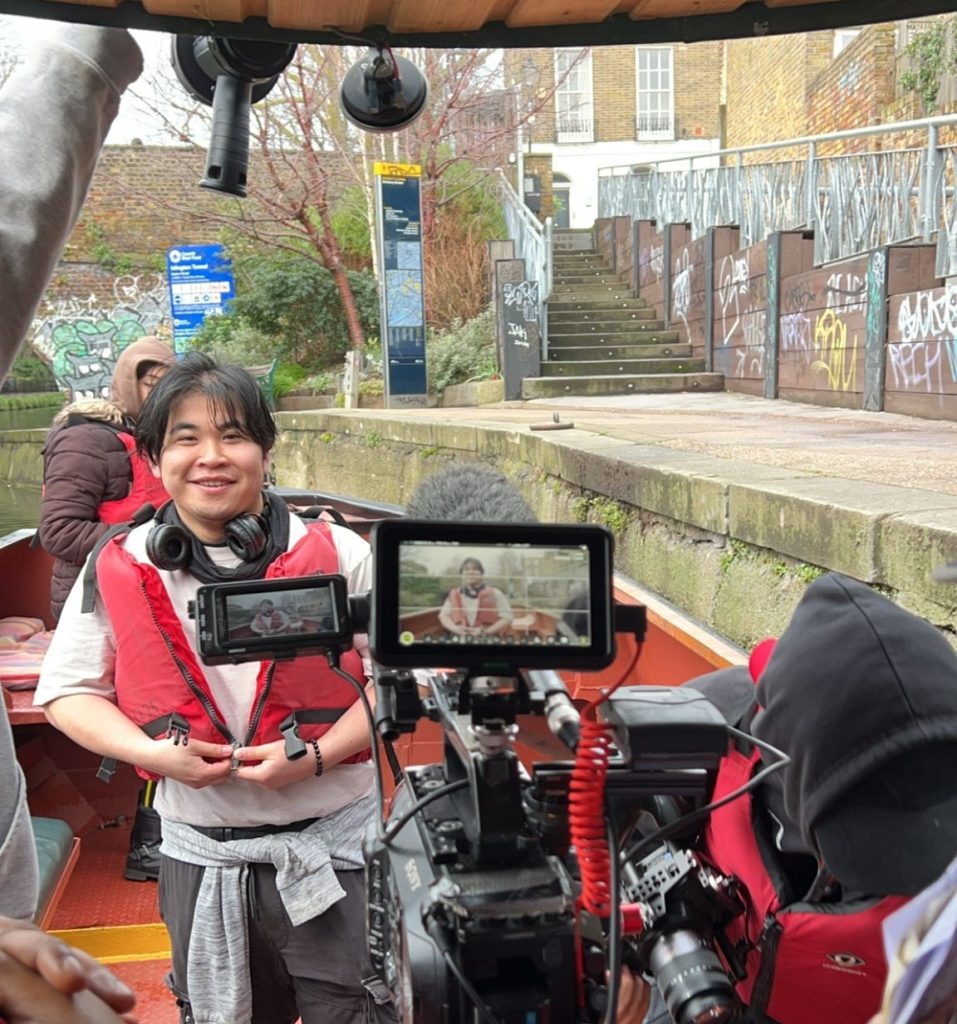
xmin=370 ymin=520 xmax=615 ymax=670
xmin=193 ymin=574 xmax=352 ymax=665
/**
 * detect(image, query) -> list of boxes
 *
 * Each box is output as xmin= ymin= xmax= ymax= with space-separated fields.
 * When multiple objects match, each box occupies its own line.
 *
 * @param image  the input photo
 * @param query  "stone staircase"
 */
xmin=522 ymin=247 xmax=724 ymax=399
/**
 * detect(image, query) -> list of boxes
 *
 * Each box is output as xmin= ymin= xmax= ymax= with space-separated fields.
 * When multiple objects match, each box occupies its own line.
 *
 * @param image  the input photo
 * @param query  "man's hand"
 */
xmin=0 ymin=916 xmax=136 ymax=1023
xmin=139 ymin=737 xmax=233 ymax=789
xmin=232 ymin=739 xmax=316 ymax=790
xmin=616 ymin=968 xmax=651 ymax=1024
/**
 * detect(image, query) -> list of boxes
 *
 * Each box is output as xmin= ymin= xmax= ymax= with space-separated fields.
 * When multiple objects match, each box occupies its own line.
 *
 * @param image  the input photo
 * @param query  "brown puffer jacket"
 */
xmin=37 ymin=398 xmax=135 ymax=620
xmin=37 ymin=334 xmax=175 ymax=619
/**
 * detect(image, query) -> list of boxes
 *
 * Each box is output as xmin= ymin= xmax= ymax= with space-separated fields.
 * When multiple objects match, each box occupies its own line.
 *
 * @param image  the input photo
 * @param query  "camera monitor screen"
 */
xmin=195 ymin=575 xmax=352 ymax=664
xmin=370 ymin=520 xmax=615 ymax=669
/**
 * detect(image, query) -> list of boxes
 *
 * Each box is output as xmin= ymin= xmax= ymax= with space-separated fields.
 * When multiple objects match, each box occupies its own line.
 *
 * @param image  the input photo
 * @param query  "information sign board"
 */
xmin=166 ymin=244 xmax=236 ymax=355
xmin=374 ymin=164 xmax=428 ymax=405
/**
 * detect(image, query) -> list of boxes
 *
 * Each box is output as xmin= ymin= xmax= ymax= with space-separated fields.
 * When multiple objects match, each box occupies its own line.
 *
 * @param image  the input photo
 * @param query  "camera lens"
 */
xmin=647 ymin=929 xmax=740 ymax=1024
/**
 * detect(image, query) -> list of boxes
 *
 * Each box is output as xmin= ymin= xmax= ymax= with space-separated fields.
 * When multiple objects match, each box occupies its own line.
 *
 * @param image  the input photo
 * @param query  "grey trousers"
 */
xmin=159 ymin=855 xmax=397 ymax=1024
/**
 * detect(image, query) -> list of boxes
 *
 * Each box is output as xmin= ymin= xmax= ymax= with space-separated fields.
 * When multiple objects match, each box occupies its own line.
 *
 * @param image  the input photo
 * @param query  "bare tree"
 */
xmin=120 ymin=44 xmax=569 ymax=342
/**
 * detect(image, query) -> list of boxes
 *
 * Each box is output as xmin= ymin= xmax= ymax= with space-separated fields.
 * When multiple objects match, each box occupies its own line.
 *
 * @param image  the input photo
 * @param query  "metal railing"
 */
xmin=498 ymin=171 xmax=553 ymax=343
xmin=598 ymin=115 xmax=957 ymax=276
xmin=556 ymin=112 xmax=594 ymax=144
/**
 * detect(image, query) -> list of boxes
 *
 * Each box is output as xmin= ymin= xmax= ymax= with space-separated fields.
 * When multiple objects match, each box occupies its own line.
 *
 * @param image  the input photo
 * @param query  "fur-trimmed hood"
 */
xmin=52 ymin=397 xmax=126 ymax=428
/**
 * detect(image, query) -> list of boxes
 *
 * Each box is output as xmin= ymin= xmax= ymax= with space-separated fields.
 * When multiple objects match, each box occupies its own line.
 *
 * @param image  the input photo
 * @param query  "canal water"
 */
xmin=0 ymin=483 xmax=41 ymax=534
xmin=0 ymin=405 xmax=57 ymax=534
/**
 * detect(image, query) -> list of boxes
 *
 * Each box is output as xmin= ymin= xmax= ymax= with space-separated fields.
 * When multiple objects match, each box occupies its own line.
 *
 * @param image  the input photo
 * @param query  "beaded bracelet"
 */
xmin=310 ymin=739 xmax=324 ymax=777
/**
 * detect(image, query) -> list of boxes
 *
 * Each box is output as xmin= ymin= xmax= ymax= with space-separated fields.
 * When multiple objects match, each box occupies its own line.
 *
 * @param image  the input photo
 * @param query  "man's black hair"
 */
xmin=136 ymin=352 xmax=277 ymax=463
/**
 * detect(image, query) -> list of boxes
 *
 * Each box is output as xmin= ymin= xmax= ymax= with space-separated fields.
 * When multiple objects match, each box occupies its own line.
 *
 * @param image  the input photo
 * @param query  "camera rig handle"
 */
xmin=433 ymin=671 xmax=529 ymax=864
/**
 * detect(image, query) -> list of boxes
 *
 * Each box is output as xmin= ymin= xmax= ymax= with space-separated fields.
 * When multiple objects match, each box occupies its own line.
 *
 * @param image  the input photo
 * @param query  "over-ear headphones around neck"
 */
xmin=145 ymin=503 xmax=269 ymax=571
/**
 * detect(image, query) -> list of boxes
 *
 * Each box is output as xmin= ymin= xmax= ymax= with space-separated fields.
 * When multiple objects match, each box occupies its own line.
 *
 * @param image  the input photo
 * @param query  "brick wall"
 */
xmin=725 ymin=32 xmax=833 ymax=162
xmin=726 ymin=20 xmax=957 ymax=161
xmin=674 ymin=43 xmax=723 ymax=142
xmin=65 ymin=144 xmax=224 ymax=264
xmin=806 ymin=26 xmax=897 ymax=154
xmin=511 ymin=43 xmax=722 ymax=146
xmin=594 ymin=46 xmax=638 ymax=143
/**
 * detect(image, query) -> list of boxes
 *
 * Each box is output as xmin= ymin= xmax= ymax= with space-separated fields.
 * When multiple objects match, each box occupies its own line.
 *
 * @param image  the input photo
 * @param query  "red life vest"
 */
xmin=702 ymin=746 xmax=908 ymax=1024
xmin=97 ymin=430 xmax=169 ymax=525
xmin=96 ymin=520 xmax=369 ymax=781
xmin=447 ymin=586 xmax=500 ymax=628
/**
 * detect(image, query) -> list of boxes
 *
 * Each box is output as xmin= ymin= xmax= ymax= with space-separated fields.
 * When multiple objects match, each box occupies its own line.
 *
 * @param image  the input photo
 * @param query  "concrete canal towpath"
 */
xmin=272 ymin=390 xmax=957 ymax=649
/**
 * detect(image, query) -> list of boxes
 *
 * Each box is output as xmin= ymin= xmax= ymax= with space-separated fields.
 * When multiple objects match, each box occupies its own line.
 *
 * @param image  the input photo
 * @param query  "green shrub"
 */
xmin=190 ymin=252 xmax=379 ymax=370
xmin=303 ymin=370 xmax=337 ymax=393
xmin=0 ymin=392 xmax=66 ymax=412
xmin=9 ymin=356 xmax=57 ymax=388
xmin=273 ymin=364 xmax=308 ymax=398
xmin=427 ymin=307 xmax=497 ymax=396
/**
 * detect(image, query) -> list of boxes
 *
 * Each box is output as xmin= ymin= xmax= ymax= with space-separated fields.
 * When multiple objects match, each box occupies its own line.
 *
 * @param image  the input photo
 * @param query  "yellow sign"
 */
xmin=374 ymin=161 xmax=421 ymax=178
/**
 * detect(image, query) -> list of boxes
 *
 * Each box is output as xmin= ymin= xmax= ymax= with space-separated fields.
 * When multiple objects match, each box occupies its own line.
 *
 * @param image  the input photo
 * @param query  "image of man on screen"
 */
xmin=438 ymin=557 xmax=513 ymax=638
xmin=250 ymin=599 xmax=292 ymax=637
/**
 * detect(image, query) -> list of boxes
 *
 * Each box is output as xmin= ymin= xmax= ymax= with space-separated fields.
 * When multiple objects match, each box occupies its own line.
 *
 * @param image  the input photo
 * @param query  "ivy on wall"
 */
xmin=899 ymin=17 xmax=957 ymax=111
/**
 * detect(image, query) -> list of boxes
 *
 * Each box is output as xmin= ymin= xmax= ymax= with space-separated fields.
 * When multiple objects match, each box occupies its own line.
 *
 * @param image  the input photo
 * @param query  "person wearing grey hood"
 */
xmin=37 ymin=335 xmax=173 ymax=885
xmin=619 ymin=573 xmax=957 ymax=1024
xmin=38 ymin=336 xmax=175 ymax=621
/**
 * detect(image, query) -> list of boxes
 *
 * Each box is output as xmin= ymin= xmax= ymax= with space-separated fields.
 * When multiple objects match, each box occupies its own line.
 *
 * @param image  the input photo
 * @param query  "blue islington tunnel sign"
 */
xmin=166 ymin=244 xmax=236 ymax=356
xmin=374 ymin=162 xmax=427 ymax=406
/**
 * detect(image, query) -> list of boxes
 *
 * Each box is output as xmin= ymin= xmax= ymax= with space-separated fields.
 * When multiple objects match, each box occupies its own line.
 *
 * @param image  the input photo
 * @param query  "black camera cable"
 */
xmin=326 ymin=652 xmax=388 ymax=836
xmin=604 ymin=813 xmax=624 ymax=1024
xmin=381 ymin=777 xmax=469 ymax=846
xmin=426 ymin=919 xmax=504 ymax=1024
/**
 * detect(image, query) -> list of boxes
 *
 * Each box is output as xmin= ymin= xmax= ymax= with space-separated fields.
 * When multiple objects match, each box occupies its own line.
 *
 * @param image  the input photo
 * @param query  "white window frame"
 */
xmin=635 ymin=46 xmax=675 ymax=141
xmin=555 ymin=48 xmax=594 ymax=143
xmin=833 ymin=27 xmax=862 ymax=58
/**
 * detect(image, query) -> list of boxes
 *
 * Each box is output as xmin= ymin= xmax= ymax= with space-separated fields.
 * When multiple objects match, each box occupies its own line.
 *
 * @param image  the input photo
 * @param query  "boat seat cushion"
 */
xmin=31 ymin=816 xmax=74 ymax=922
xmin=0 ymin=616 xmax=45 ymax=645
xmin=0 ymin=630 xmax=54 ymax=689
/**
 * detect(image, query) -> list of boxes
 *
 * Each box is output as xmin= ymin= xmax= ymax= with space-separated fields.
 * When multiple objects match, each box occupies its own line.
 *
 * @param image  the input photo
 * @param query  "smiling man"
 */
xmin=36 ymin=353 xmax=396 ymax=1024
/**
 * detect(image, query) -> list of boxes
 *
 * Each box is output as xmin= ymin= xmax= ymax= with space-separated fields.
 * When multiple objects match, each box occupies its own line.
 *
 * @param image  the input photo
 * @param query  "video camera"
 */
xmin=189 ymin=520 xmax=753 ymax=1024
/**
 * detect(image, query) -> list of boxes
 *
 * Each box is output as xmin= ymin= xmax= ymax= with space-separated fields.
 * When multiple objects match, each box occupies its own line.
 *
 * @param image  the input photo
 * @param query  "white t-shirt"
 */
xmin=36 ymin=515 xmax=376 ymax=828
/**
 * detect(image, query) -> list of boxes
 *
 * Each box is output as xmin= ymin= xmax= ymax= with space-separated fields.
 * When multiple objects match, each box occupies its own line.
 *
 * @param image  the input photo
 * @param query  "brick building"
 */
xmin=725 ymin=18 xmax=957 ymax=160
xmin=506 ymin=43 xmax=723 ymax=228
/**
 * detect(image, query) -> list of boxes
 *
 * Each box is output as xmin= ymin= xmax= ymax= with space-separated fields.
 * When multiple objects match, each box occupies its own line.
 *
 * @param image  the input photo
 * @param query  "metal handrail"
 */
xmin=597 ymin=115 xmax=957 ymax=276
xmin=498 ymin=170 xmax=552 ymax=351
xmin=598 ymin=114 xmax=957 ymax=173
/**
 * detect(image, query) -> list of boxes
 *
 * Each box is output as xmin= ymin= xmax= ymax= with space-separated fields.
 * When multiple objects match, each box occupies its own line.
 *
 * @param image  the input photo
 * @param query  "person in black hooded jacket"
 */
xmin=620 ymin=572 xmax=957 ymax=1024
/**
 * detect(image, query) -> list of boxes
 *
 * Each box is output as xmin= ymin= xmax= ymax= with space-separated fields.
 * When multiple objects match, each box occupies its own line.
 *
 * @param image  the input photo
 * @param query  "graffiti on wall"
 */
xmin=779 ymin=264 xmax=866 ymax=394
xmin=890 ymin=285 xmax=957 ymax=393
xmin=671 ymin=249 xmax=693 ymax=337
xmin=714 ymin=252 xmax=767 ymax=379
xmin=31 ymin=274 xmax=170 ymax=400
xmin=638 ymin=241 xmax=664 ymax=287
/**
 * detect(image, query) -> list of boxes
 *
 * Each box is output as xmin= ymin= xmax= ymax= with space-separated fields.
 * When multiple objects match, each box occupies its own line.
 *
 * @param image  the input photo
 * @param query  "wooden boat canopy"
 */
xmin=1 ymin=0 xmax=954 ymax=49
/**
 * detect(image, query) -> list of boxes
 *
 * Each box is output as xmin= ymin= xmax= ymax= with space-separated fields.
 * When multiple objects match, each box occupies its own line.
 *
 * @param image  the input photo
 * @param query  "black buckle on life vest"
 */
xmin=279 ymin=713 xmax=307 ymax=761
xmin=142 ymin=711 xmax=191 ymax=745
xmin=279 ymin=709 xmax=348 ymax=762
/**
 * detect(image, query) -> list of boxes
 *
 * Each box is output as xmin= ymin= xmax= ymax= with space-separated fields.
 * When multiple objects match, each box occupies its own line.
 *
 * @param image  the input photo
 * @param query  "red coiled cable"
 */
xmin=568 ymin=642 xmax=643 ymax=919
xmin=569 ymin=716 xmax=616 ymax=917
